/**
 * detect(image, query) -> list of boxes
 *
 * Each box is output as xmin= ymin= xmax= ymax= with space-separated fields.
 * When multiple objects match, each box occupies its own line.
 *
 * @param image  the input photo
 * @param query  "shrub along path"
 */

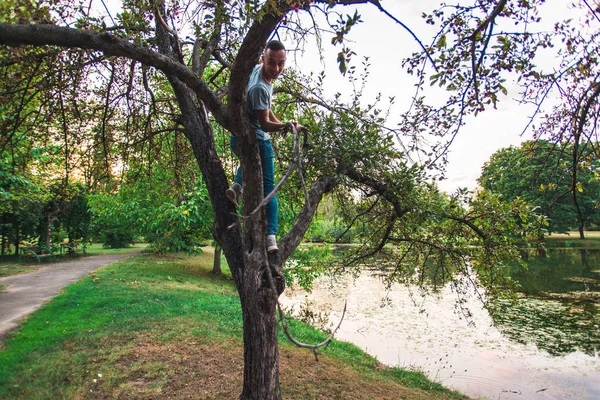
xmin=0 ymin=252 xmax=140 ymax=342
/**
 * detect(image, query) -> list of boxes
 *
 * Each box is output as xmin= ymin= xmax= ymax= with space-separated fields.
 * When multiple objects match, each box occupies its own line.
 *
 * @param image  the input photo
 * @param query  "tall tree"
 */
xmin=0 ymin=0 xmax=564 ymax=397
xmin=479 ymin=140 xmax=600 ymax=237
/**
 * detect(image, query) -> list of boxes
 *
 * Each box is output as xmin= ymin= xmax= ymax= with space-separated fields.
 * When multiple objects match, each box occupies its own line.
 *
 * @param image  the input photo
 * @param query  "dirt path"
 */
xmin=0 ymin=252 xmax=140 ymax=343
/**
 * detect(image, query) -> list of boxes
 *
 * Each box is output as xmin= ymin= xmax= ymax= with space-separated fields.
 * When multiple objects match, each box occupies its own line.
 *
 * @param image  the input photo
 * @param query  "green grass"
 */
xmin=543 ymin=231 xmax=600 ymax=249
xmin=84 ymin=242 xmax=149 ymax=256
xmin=0 ymin=264 xmax=39 ymax=278
xmin=0 ymin=252 xmax=237 ymax=398
xmin=0 ymin=243 xmax=147 ymax=277
xmin=279 ymin=318 xmax=455 ymax=392
xmin=0 ymin=252 xmax=462 ymax=399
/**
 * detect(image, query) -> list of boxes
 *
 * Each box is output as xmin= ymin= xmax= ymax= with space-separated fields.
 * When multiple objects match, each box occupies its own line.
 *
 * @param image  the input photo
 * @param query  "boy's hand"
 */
xmin=282 ymin=121 xmax=305 ymax=134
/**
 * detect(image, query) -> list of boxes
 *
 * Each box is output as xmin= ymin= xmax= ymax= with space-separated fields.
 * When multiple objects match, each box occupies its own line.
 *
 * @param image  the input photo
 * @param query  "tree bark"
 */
xmin=212 ymin=245 xmax=222 ymax=276
xmin=46 ymin=209 xmax=59 ymax=252
xmin=578 ymin=224 xmax=585 ymax=240
xmin=1 ymin=213 xmax=5 ymax=256
xmin=14 ymin=216 xmax=20 ymax=256
xmin=239 ymin=251 xmax=282 ymax=400
xmin=165 ymin=52 xmax=285 ymax=399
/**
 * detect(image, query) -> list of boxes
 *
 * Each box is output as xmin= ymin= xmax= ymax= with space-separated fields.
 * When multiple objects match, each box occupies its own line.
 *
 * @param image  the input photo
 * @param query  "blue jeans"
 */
xmin=230 ymin=136 xmax=278 ymax=235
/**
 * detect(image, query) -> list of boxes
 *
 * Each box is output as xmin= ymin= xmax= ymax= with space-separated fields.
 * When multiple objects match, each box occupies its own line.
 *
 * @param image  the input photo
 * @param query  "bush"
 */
xmin=284 ymin=244 xmax=333 ymax=291
xmin=306 ymin=218 xmax=355 ymax=243
xmin=144 ymin=187 xmax=212 ymax=254
xmin=101 ymin=229 xmax=134 ymax=248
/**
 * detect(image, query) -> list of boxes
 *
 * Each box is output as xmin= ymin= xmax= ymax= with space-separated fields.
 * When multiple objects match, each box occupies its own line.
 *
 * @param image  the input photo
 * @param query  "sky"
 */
xmin=283 ymin=0 xmax=579 ymax=193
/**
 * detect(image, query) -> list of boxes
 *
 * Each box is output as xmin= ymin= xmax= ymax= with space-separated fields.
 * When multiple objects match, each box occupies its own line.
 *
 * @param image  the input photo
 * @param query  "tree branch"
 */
xmin=342 ymin=166 xmax=409 ymax=219
xmin=227 ymin=1 xmax=288 ymax=135
xmin=342 ymin=213 xmax=396 ymax=267
xmin=468 ymin=0 xmax=507 ymax=100
xmin=442 ymin=214 xmax=487 ymax=240
xmin=264 ymin=260 xmax=347 ymax=361
xmin=0 ymin=23 xmax=231 ymax=131
xmin=248 ymin=125 xmax=305 ymax=219
xmin=278 ymin=174 xmax=338 ymax=262
xmin=313 ymin=0 xmax=437 ymax=70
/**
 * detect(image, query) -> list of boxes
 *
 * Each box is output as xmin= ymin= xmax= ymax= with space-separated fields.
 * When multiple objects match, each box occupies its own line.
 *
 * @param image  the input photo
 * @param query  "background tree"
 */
xmin=59 ymin=183 xmax=92 ymax=245
xmin=479 ymin=140 xmax=600 ymax=238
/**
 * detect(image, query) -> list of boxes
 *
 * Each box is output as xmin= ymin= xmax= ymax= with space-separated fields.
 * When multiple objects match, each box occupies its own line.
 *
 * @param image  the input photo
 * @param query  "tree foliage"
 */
xmin=479 ymin=140 xmax=600 ymax=237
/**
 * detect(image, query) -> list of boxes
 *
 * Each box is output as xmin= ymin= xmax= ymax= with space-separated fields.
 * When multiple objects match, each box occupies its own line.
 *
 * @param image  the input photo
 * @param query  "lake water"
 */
xmin=280 ymin=249 xmax=600 ymax=399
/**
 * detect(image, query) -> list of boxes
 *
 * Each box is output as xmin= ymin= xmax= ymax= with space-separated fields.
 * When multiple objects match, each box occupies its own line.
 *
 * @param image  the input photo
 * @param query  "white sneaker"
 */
xmin=266 ymin=235 xmax=278 ymax=253
xmin=226 ymin=183 xmax=242 ymax=206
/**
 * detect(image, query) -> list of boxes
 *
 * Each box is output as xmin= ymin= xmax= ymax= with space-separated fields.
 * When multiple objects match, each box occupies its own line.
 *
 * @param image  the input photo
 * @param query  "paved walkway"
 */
xmin=0 ymin=252 xmax=140 ymax=343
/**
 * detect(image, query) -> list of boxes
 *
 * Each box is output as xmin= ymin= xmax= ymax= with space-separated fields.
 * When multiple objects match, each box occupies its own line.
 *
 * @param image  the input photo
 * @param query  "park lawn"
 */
xmin=0 ymin=251 xmax=465 ymax=400
xmin=544 ymin=230 xmax=600 ymax=249
xmin=0 ymin=264 xmax=39 ymax=278
xmin=84 ymin=242 xmax=149 ymax=256
xmin=0 ymin=243 xmax=148 ymax=278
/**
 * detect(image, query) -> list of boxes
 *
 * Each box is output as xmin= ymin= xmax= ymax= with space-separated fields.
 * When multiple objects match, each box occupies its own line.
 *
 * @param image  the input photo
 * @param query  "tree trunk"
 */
xmin=212 ymin=245 xmax=222 ymax=276
xmin=152 ymin=5 xmax=307 ymax=397
xmin=14 ymin=218 xmax=19 ymax=256
xmin=164 ymin=69 xmax=282 ymax=397
xmin=239 ymin=256 xmax=281 ymax=400
xmin=46 ymin=210 xmax=59 ymax=252
xmin=580 ymin=248 xmax=590 ymax=272
xmin=45 ymin=219 xmax=52 ymax=251
xmin=1 ymin=213 xmax=5 ymax=256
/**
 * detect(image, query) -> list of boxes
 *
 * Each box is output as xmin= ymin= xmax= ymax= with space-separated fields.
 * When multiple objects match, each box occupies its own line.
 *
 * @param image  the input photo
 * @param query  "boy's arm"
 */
xmin=269 ymin=110 xmax=282 ymax=124
xmin=256 ymin=109 xmax=286 ymax=132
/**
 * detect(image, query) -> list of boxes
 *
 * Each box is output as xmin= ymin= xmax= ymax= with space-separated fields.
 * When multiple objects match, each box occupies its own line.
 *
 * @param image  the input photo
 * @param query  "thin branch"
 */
xmin=468 ymin=0 xmax=507 ymax=102
xmin=582 ymin=0 xmax=600 ymax=25
xmin=519 ymin=76 xmax=558 ymax=136
xmin=0 ymin=23 xmax=230 ymax=130
xmin=343 ymin=214 xmax=396 ymax=267
xmin=343 ymin=167 xmax=409 ymax=219
xmin=312 ymin=0 xmax=437 ymax=70
xmin=155 ymin=6 xmax=184 ymax=62
xmin=469 ymin=0 xmax=507 ymax=43
xmin=264 ymin=261 xmax=347 ymax=361
xmin=334 ymin=197 xmax=380 ymax=243
xmin=99 ymin=0 xmax=116 ymax=26
xmin=193 ymin=26 xmax=222 ymax=77
xmin=369 ymin=1 xmax=438 ymax=71
xmin=443 ymin=214 xmax=487 ymax=240
xmin=275 ymin=79 xmax=414 ymax=161
xmin=472 ymin=20 xmax=494 ymax=101
xmin=389 ymin=237 xmax=465 ymax=258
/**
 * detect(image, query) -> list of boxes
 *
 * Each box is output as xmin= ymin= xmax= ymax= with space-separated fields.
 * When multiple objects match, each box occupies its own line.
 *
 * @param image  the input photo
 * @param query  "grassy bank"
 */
xmin=543 ymin=231 xmax=600 ymax=249
xmin=0 ymin=251 xmax=465 ymax=399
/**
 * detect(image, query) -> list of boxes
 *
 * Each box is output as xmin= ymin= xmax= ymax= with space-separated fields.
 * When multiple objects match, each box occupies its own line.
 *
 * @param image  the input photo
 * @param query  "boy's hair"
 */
xmin=265 ymin=40 xmax=286 ymax=52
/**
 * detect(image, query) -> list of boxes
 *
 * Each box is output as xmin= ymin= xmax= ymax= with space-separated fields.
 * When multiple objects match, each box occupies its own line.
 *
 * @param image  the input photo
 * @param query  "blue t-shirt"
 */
xmin=247 ymin=65 xmax=272 ymax=141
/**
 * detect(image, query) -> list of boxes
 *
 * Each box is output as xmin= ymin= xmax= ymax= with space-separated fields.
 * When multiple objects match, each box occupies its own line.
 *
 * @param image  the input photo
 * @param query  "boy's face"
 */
xmin=261 ymin=48 xmax=286 ymax=82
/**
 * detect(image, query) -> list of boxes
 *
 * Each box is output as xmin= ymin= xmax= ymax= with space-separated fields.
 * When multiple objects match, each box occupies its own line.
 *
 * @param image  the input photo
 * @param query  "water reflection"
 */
xmin=510 ymin=249 xmax=600 ymax=295
xmin=280 ymin=247 xmax=600 ymax=400
xmin=497 ymin=249 xmax=600 ymax=356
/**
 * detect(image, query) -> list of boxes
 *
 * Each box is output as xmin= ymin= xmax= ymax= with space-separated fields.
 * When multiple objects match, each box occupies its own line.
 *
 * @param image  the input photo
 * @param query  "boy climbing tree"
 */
xmin=227 ymin=40 xmax=302 ymax=253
